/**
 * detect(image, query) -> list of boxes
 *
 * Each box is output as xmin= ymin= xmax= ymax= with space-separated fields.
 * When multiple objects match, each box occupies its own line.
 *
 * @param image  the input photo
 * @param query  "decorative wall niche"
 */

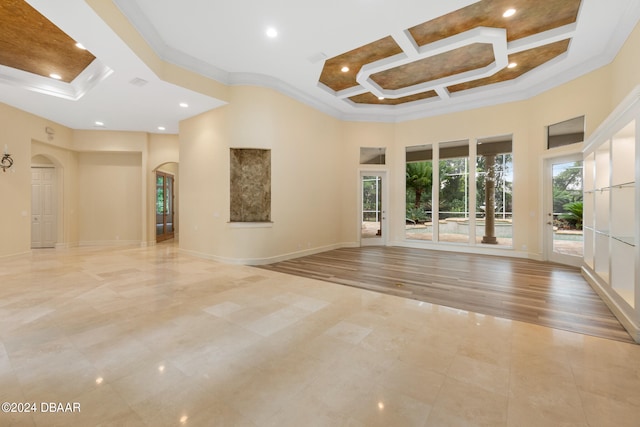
xmin=230 ymin=148 xmax=271 ymax=222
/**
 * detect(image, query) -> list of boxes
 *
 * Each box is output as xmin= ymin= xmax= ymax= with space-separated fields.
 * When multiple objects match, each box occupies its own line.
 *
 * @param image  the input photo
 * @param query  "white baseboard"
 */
xmin=179 ymin=242 xmax=359 ymax=266
xmin=78 ymin=240 xmax=141 ymax=247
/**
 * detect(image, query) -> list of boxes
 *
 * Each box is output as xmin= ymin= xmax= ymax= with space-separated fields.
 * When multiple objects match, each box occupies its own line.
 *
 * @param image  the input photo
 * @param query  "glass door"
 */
xmin=156 ymin=172 xmax=175 ymax=242
xmin=361 ymin=171 xmax=387 ymax=246
xmin=545 ymin=155 xmax=583 ymax=265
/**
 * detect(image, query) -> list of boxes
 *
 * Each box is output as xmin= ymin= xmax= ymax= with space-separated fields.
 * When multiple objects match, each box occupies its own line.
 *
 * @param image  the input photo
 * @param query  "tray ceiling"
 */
xmin=0 ymin=0 xmax=638 ymax=131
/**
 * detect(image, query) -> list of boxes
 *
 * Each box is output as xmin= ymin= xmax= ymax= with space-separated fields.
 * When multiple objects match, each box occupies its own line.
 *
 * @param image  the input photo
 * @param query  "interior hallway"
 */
xmin=1 ymin=243 xmax=639 ymax=426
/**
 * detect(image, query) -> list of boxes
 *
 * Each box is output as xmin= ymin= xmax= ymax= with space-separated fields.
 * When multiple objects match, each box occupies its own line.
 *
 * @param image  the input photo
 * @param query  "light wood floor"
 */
xmin=258 ymin=246 xmax=634 ymax=343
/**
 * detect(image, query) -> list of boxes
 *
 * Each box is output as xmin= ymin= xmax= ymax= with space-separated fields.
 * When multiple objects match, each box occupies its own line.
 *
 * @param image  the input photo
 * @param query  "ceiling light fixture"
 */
xmin=179 ymin=103 xmax=189 ymax=108
xmin=508 ymin=62 xmax=517 ymax=68
xmin=49 ymin=73 xmax=62 ymax=80
xmin=266 ymin=27 xmax=278 ymax=38
xmin=503 ymin=8 xmax=516 ymax=18
xmin=341 ymin=66 xmax=349 ymax=73
xmin=158 ymin=126 xmax=166 ymax=131
xmin=95 ymin=121 xmax=104 ymax=127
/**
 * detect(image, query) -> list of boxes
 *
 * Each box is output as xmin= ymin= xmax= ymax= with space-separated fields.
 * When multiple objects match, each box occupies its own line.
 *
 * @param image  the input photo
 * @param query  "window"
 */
xmin=476 ymin=137 xmax=513 ymax=246
xmin=406 ymin=144 xmax=433 ymax=241
xmin=405 ymin=136 xmax=513 ymax=247
xmin=547 ymin=116 xmax=585 ymax=149
xmin=439 ymin=140 xmax=470 ymax=243
xmin=360 ymin=147 xmax=386 ymax=165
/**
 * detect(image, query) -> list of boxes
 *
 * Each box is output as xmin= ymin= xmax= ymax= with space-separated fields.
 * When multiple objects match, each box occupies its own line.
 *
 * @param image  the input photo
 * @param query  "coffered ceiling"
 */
xmin=0 ymin=0 xmax=639 ymax=132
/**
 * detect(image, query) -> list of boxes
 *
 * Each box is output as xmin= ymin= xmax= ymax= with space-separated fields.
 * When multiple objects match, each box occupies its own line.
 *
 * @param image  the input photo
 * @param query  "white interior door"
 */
xmin=544 ymin=155 xmax=583 ymax=266
xmin=360 ymin=171 xmax=387 ymax=246
xmin=31 ymin=167 xmax=56 ymax=248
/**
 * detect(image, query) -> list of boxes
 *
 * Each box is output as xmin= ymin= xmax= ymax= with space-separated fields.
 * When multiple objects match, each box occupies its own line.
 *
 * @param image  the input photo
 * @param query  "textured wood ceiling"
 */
xmin=371 ymin=43 xmax=495 ymax=90
xmin=0 ymin=0 xmax=95 ymax=83
xmin=319 ymin=0 xmax=581 ymax=106
xmin=448 ymin=39 xmax=571 ymax=93
xmin=409 ymin=0 xmax=582 ymax=45
xmin=319 ymin=36 xmax=402 ymax=92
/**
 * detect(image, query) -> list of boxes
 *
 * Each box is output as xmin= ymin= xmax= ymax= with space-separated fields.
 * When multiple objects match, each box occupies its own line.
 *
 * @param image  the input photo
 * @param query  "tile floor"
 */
xmin=0 ymin=243 xmax=639 ymax=426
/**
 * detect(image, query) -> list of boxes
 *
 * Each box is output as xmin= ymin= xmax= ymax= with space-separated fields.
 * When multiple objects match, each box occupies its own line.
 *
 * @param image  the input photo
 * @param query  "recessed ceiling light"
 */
xmin=341 ymin=66 xmax=349 ymax=73
xmin=503 ymin=8 xmax=516 ymax=18
xmin=75 ymin=42 xmax=86 ymax=50
xmin=179 ymin=103 xmax=189 ymax=108
xmin=508 ymin=62 xmax=517 ymax=69
xmin=49 ymin=73 xmax=62 ymax=80
xmin=266 ymin=27 xmax=278 ymax=38
xmin=95 ymin=121 xmax=104 ymax=127
xmin=158 ymin=126 xmax=166 ymax=131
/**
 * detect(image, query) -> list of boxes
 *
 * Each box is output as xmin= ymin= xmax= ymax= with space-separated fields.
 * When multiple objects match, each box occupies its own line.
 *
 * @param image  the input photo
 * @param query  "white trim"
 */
xmin=584 ymin=85 xmax=640 ymax=153
xmin=542 ymin=153 xmax=584 ymax=267
xmin=179 ymin=242 xmax=358 ymax=266
xmin=582 ymin=266 xmax=640 ymax=343
xmin=0 ymin=59 xmax=113 ymax=101
xmin=78 ymin=240 xmax=141 ymax=247
xmin=359 ymin=170 xmax=389 ymax=247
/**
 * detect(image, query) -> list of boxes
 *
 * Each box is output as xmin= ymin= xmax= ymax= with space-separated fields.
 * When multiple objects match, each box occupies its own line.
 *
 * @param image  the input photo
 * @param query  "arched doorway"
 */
xmin=154 ymin=162 xmax=178 ymax=243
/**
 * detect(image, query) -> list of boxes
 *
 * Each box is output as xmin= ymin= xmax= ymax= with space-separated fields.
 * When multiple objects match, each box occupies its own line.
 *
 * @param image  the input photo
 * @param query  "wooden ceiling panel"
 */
xmin=448 ymin=39 xmax=571 ymax=93
xmin=349 ymin=90 xmax=438 ymax=105
xmin=319 ymin=1 xmax=581 ymax=106
xmin=408 ymin=0 xmax=581 ymax=45
xmin=0 ymin=0 xmax=95 ymax=83
xmin=371 ymin=43 xmax=494 ymax=90
xmin=319 ymin=36 xmax=402 ymax=92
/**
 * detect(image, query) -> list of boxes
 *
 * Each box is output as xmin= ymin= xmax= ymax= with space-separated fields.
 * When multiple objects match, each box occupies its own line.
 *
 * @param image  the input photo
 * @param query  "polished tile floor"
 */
xmin=1 ymin=243 xmax=639 ymax=426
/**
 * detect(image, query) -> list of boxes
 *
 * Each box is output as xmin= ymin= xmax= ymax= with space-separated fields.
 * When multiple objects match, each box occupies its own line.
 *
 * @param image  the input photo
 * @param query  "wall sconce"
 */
xmin=1 ymin=145 xmax=14 ymax=172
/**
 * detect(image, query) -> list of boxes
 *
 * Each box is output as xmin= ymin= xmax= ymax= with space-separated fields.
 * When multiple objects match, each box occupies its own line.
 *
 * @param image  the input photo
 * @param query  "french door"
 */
xmin=156 ymin=172 xmax=174 ymax=242
xmin=360 ymin=171 xmax=387 ymax=246
xmin=544 ymin=154 xmax=584 ymax=266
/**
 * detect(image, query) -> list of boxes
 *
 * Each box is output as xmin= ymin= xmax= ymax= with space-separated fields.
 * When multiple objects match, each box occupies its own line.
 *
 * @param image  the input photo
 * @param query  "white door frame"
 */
xmin=359 ymin=170 xmax=388 ymax=246
xmin=543 ymin=153 xmax=583 ymax=266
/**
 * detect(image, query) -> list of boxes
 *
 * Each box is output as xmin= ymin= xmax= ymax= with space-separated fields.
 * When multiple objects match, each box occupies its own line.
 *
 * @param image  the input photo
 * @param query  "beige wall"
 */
xmin=179 ymin=85 xmax=348 ymax=263
xmin=612 ymin=22 xmax=640 ymax=108
xmin=1 ymin=21 xmax=639 ymax=262
xmin=77 ymin=152 xmax=142 ymax=244
xmin=178 ymin=21 xmax=640 ymax=264
xmin=0 ymin=103 xmax=179 ymax=256
xmin=0 ymin=103 xmax=76 ymax=258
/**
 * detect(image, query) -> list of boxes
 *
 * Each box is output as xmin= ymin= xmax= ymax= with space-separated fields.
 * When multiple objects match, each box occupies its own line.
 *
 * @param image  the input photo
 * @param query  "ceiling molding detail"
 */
xmin=108 ymin=0 xmax=640 ymax=123
xmin=0 ymin=59 xmax=113 ymax=101
xmin=1 ymin=0 xmax=638 ymax=131
xmin=112 ymin=0 xmax=230 ymax=84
